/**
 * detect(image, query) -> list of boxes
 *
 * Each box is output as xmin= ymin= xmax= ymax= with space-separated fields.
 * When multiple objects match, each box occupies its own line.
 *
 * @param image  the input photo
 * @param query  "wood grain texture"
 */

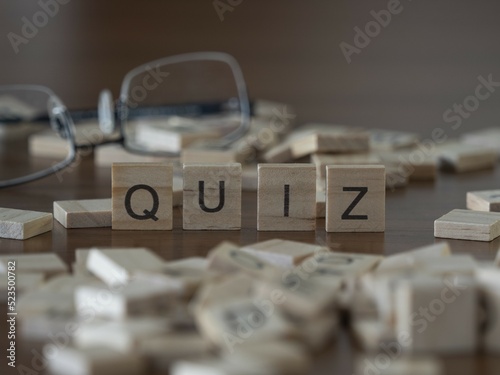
xmin=183 ymin=163 xmax=241 ymax=230
xmin=326 ymin=165 xmax=386 ymax=232
xmin=257 ymin=163 xmax=316 ymax=231
xmin=434 ymin=209 xmax=500 ymax=241
xmin=0 ymin=207 xmax=52 ymax=240
xmin=112 ymin=163 xmax=173 ymax=230
xmin=54 ymin=198 xmax=112 ymax=228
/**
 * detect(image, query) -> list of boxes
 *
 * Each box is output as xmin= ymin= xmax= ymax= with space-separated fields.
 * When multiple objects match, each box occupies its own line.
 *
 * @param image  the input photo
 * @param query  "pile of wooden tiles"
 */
xmin=4 ymin=239 xmax=500 ymax=375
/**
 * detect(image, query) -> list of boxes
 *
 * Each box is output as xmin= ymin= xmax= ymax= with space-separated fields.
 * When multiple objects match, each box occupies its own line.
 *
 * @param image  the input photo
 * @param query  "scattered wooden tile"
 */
xmin=257 ymin=163 xmax=316 ymax=231
xmin=369 ymin=129 xmax=420 ymax=151
xmin=0 ymin=272 xmax=44 ymax=302
xmin=222 ymin=340 xmax=311 ymax=374
xmin=195 ymin=297 xmax=297 ymax=351
xmin=467 ymin=190 xmax=500 ymax=212
xmin=262 ymin=141 xmax=294 ymax=163
xmin=181 ymin=140 xmax=246 ymax=164
xmin=385 ymin=165 xmax=409 ymax=190
xmin=312 ymin=251 xmax=383 ymax=279
xmin=112 ymin=163 xmax=173 ymax=230
xmin=462 ymin=127 xmax=500 ymax=152
xmin=438 ymin=143 xmax=497 ymax=173
xmin=377 ymin=150 xmax=437 ymax=181
xmin=476 ymin=266 xmax=500 ymax=353
xmin=351 ymin=318 xmax=392 ymax=352
xmin=0 ymin=207 xmax=52 ymax=240
xmin=86 ymin=247 xmax=164 ymax=286
xmin=395 ymin=275 xmax=477 ymax=353
xmin=134 ymin=119 xmax=219 ymax=153
xmin=242 ymin=164 xmax=258 ymax=191
xmin=240 ymin=239 xmax=324 ymax=268
xmin=0 ymin=253 xmax=67 ymax=278
xmin=316 ymin=190 xmax=326 ymax=218
xmin=326 ymin=165 xmax=385 ymax=232
xmin=54 ymin=198 xmax=111 ymax=228
xmin=376 ymin=243 xmax=451 ymax=272
xmin=94 ymin=144 xmax=170 ymax=167
xmin=183 ymin=163 xmax=242 ymax=230
xmin=173 ymin=175 xmax=183 ymax=207
xmin=47 ymin=347 xmax=146 ymax=375
xmin=434 ymin=209 xmax=500 ymax=241
xmin=355 ymin=355 xmax=443 ymax=375
xmin=171 ymin=359 xmax=248 ymax=375
xmin=257 ymin=272 xmax=338 ymax=318
xmin=206 ymin=241 xmax=279 ymax=279
xmin=293 ymin=314 xmax=339 ymax=352
xmin=136 ymin=257 xmax=208 ymax=298
xmin=290 ymin=127 xmax=370 ymax=158
xmin=311 ymin=153 xmax=381 ymax=179
xmin=74 ymin=317 xmax=170 ymax=352
xmin=139 ymin=332 xmax=211 ymax=371
xmin=75 ymin=279 xmax=176 ymax=319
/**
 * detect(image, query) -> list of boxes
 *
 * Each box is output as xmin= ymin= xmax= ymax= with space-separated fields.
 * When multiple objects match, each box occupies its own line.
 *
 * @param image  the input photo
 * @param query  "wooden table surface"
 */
xmin=1 ymin=151 xmax=500 ymax=375
xmin=2 ymin=1 xmax=500 ymax=374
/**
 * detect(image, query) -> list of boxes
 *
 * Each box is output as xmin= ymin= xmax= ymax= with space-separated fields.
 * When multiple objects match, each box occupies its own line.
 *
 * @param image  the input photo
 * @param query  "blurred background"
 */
xmin=1 ymin=0 xmax=499 ymax=136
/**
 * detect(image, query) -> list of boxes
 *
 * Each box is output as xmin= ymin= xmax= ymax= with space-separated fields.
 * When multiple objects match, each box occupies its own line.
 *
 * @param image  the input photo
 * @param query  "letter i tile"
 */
xmin=257 ymin=163 xmax=316 ymax=231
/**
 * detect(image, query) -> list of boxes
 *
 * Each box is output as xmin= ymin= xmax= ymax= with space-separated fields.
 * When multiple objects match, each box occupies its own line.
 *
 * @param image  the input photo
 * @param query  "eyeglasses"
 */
xmin=0 ymin=52 xmax=250 ymax=188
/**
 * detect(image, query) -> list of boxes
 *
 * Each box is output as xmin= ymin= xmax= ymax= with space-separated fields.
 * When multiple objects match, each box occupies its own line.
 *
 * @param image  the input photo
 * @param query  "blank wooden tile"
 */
xmin=476 ymin=267 xmax=500 ymax=353
xmin=467 ymin=190 xmax=500 ymax=212
xmin=290 ymin=128 xmax=370 ymax=158
xmin=134 ymin=119 xmax=219 ymax=153
xmin=311 ymin=153 xmax=381 ymax=179
xmin=438 ymin=143 xmax=497 ymax=173
xmin=385 ymin=165 xmax=409 ymax=190
xmin=262 ymin=140 xmax=294 ymax=163
xmin=369 ymin=129 xmax=420 ymax=151
xmin=258 ymin=163 xmax=316 ymax=231
xmin=183 ymin=163 xmax=241 ymax=230
xmin=376 ymin=242 xmax=451 ymax=272
xmin=86 ymin=247 xmax=164 ymax=286
xmin=376 ymin=149 xmax=438 ymax=181
xmin=54 ymin=198 xmax=111 ymax=228
xmin=0 ymin=253 xmax=67 ymax=278
xmin=0 ymin=207 xmax=52 ymax=240
xmin=75 ymin=279 xmax=175 ymax=319
xmin=0 ymin=272 xmax=44 ymax=302
xmin=434 ymin=209 xmax=500 ymax=241
xmin=112 ymin=163 xmax=173 ymax=230
xmin=181 ymin=140 xmax=246 ymax=164
xmin=326 ymin=165 xmax=385 ymax=232
xmin=462 ymin=127 xmax=500 ymax=152
xmin=74 ymin=318 xmax=170 ymax=352
xmin=94 ymin=144 xmax=170 ymax=167
xmin=47 ymin=347 xmax=146 ymax=375
xmin=395 ymin=275 xmax=477 ymax=353
xmin=240 ymin=239 xmax=323 ymax=268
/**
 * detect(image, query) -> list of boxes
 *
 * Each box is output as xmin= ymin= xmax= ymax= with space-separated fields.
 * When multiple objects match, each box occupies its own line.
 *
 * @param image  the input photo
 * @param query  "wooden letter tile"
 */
xmin=434 ymin=209 xmax=500 ymax=241
xmin=467 ymin=190 xmax=500 ymax=212
xmin=112 ymin=163 xmax=173 ymax=230
xmin=0 ymin=253 xmax=67 ymax=278
xmin=183 ymin=163 xmax=241 ymax=230
xmin=86 ymin=247 xmax=164 ymax=286
xmin=0 ymin=207 xmax=52 ymax=240
xmin=326 ymin=165 xmax=385 ymax=232
xmin=54 ymin=198 xmax=111 ymax=228
xmin=257 ymin=163 xmax=316 ymax=231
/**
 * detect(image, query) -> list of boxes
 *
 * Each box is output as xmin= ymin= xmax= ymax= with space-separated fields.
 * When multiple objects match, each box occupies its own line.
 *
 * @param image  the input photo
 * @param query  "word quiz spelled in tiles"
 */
xmin=112 ymin=163 xmax=173 ymax=230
